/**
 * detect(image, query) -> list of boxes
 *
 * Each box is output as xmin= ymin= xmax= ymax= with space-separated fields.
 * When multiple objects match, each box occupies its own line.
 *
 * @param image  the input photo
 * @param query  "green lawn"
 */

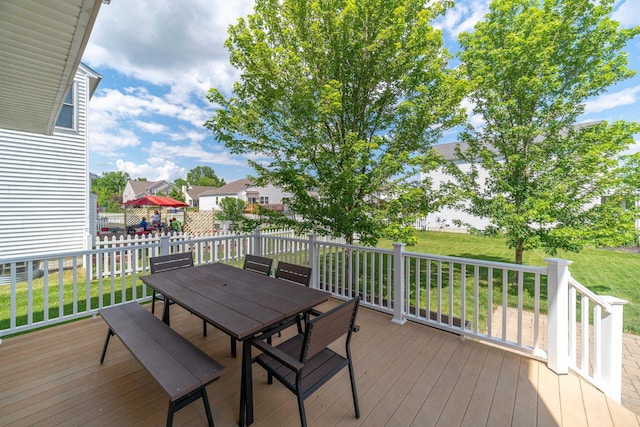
xmin=379 ymin=231 xmax=640 ymax=335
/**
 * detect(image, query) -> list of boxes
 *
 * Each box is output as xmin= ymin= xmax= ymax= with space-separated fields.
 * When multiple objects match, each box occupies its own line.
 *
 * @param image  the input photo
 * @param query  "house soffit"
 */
xmin=0 ymin=0 xmax=103 ymax=135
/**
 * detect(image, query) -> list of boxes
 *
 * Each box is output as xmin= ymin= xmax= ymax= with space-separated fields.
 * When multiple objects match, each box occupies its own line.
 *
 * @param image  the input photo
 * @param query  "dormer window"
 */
xmin=55 ymin=84 xmax=76 ymax=130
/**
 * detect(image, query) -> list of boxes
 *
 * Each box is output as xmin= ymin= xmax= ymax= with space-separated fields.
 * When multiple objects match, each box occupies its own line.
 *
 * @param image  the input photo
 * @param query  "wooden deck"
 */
xmin=1 ymin=300 xmax=638 ymax=427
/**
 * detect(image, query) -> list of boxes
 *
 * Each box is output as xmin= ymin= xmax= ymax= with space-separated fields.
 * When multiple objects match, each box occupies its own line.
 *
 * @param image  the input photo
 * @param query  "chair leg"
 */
xmin=296 ymin=390 xmax=307 ymax=427
xmin=100 ymin=329 xmax=114 ymax=364
xmin=348 ymin=360 xmax=360 ymax=418
xmin=296 ymin=315 xmax=303 ymax=334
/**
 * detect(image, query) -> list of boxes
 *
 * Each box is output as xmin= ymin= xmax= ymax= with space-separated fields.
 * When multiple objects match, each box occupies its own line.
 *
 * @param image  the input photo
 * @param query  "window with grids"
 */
xmin=55 ymin=85 xmax=76 ymax=130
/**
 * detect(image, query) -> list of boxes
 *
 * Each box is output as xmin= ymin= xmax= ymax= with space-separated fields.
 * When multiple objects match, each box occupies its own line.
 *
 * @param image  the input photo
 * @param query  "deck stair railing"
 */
xmin=0 ymin=229 xmax=626 ymax=403
xmin=567 ymin=275 xmax=627 ymax=402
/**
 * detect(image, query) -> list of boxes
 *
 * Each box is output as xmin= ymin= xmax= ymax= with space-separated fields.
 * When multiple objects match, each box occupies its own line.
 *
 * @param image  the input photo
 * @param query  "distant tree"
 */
xmin=174 ymin=178 xmax=188 ymax=189
xmin=186 ymin=166 xmax=225 ymax=187
xmin=168 ymin=187 xmax=186 ymax=202
xmin=216 ymin=197 xmax=247 ymax=224
xmin=205 ymin=0 xmax=465 ymax=245
xmin=92 ymin=171 xmax=130 ymax=212
xmin=453 ymin=0 xmax=640 ymax=264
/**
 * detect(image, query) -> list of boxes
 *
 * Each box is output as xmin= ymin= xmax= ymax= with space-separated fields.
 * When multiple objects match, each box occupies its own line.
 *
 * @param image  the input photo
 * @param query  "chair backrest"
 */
xmin=243 ymin=254 xmax=273 ymax=276
xmin=303 ymin=296 xmax=360 ymax=361
xmin=275 ymin=262 xmax=311 ymax=287
xmin=149 ymin=252 xmax=194 ymax=274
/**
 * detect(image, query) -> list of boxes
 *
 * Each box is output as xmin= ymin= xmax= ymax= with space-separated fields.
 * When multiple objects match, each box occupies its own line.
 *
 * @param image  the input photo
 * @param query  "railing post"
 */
xmin=599 ymin=296 xmax=627 ymax=403
xmin=308 ymin=234 xmax=318 ymax=289
xmin=159 ymin=235 xmax=171 ymax=255
xmin=253 ymin=228 xmax=262 ymax=256
xmin=392 ymin=243 xmax=407 ymax=325
xmin=545 ymin=257 xmax=572 ymax=374
xmin=85 ymin=231 xmax=94 ymax=279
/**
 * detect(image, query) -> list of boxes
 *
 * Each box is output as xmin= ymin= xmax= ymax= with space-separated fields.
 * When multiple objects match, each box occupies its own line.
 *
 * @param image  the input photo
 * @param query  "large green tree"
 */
xmin=453 ymin=0 xmax=640 ymax=264
xmin=205 ymin=0 xmax=465 ymax=245
xmin=92 ymin=171 xmax=130 ymax=212
xmin=186 ymin=166 xmax=225 ymax=187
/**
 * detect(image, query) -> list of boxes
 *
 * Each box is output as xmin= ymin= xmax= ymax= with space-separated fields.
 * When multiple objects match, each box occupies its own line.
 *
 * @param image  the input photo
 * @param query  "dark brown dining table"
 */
xmin=140 ymin=261 xmax=330 ymax=426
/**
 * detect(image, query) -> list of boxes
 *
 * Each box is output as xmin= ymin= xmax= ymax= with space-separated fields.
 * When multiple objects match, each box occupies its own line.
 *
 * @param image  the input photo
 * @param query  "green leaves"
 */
xmin=206 ymin=0 xmax=465 ymax=245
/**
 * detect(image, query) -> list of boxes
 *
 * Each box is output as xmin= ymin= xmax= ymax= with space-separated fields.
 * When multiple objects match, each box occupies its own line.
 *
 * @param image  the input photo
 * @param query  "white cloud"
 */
xmin=90 ymin=129 xmax=141 ymax=157
xmin=622 ymin=141 xmax=640 ymax=156
xmin=583 ymin=86 xmax=640 ymax=114
xmin=135 ymin=121 xmax=169 ymax=134
xmin=85 ymin=0 xmax=254 ymax=96
xmin=613 ymin=0 xmax=640 ymax=27
xmin=148 ymin=140 xmax=245 ymax=166
xmin=436 ymin=0 xmax=489 ymax=37
xmin=116 ymin=157 xmax=186 ymax=182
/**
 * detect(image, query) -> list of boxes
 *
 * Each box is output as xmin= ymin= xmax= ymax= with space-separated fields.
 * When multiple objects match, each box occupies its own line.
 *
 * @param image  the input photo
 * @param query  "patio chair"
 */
xmin=149 ymin=252 xmax=208 ymax=336
xmin=243 ymin=254 xmax=273 ymax=276
xmin=249 ymin=296 xmax=361 ymax=427
xmin=275 ymin=261 xmax=311 ymax=286
xmin=275 ymin=262 xmax=312 ymax=335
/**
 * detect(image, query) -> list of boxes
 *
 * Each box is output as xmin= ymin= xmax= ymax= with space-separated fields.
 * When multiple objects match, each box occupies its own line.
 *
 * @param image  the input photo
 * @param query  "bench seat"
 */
xmin=99 ymin=302 xmax=225 ymax=427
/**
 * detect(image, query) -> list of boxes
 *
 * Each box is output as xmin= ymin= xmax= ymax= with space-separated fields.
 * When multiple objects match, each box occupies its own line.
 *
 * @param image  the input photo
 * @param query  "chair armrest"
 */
xmin=306 ymin=308 xmax=323 ymax=317
xmin=249 ymin=337 xmax=304 ymax=372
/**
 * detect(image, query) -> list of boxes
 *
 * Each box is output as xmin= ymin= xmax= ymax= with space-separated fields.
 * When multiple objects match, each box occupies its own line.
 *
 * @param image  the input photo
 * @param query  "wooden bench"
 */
xmin=99 ymin=302 xmax=225 ymax=427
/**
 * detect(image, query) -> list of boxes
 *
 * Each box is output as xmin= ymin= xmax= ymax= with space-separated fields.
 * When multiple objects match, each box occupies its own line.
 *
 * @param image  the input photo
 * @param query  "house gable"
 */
xmin=123 ymin=180 xmax=177 ymax=202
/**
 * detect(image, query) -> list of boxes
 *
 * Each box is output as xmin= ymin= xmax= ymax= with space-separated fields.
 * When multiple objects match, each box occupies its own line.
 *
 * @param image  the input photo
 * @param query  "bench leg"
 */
xmin=100 ymin=329 xmax=114 ymax=364
xmin=168 ymin=387 xmax=214 ymax=427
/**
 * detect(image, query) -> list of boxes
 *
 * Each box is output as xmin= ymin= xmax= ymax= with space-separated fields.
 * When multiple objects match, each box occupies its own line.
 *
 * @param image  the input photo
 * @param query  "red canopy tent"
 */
xmin=122 ymin=195 xmax=188 ymax=208
xmin=123 ymin=196 xmax=189 ymax=233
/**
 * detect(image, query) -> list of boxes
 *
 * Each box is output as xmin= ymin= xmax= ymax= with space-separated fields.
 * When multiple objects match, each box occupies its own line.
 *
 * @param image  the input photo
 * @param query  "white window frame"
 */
xmin=55 ymin=83 xmax=78 ymax=132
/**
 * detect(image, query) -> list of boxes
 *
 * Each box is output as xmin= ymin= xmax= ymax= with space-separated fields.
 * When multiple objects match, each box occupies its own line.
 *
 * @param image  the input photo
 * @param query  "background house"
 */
xmin=199 ymin=179 xmax=290 ymax=213
xmin=182 ymin=185 xmax=218 ymax=208
xmin=122 ymin=179 xmax=177 ymax=203
xmin=416 ymin=141 xmax=492 ymax=232
xmin=420 ymin=122 xmax=612 ymax=233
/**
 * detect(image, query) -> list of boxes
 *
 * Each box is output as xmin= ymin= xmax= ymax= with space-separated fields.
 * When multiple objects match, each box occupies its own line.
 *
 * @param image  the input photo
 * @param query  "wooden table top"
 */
xmin=141 ymin=262 xmax=330 ymax=340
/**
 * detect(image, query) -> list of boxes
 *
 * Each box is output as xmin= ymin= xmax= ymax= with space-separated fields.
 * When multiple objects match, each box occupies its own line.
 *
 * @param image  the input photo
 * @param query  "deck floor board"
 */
xmin=0 ymin=300 xmax=637 ymax=427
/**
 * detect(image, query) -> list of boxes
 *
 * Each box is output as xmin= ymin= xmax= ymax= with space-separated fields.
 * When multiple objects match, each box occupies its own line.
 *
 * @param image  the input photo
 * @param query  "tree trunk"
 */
xmin=515 ymin=240 xmax=524 ymax=265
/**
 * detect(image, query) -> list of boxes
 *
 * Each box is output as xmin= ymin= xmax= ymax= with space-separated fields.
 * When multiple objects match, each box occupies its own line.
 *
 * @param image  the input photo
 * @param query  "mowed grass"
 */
xmin=378 ymin=231 xmax=640 ymax=335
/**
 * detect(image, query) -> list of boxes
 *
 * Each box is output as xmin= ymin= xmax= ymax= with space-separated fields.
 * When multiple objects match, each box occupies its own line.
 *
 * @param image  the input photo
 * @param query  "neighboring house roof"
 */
xmin=0 ymin=0 xmax=104 ymax=135
xmin=432 ymin=141 xmax=465 ymax=161
xmin=128 ymin=180 xmax=176 ymax=197
xmin=186 ymin=185 xmax=219 ymax=201
xmin=200 ymin=179 xmax=254 ymax=197
xmin=432 ymin=121 xmax=604 ymax=163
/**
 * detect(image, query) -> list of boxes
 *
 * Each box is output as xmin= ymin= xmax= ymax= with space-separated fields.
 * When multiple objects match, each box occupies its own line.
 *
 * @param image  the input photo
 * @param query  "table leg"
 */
xmin=162 ymin=297 xmax=170 ymax=326
xmin=239 ymin=340 xmax=253 ymax=426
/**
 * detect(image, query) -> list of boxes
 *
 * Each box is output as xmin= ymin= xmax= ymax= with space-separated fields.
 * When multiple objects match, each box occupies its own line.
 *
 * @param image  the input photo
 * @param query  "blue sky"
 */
xmin=83 ymin=0 xmax=640 ymax=183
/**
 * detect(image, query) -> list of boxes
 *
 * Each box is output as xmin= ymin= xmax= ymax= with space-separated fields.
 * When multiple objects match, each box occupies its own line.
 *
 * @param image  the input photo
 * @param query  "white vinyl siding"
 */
xmin=0 ymin=67 xmax=93 ymax=258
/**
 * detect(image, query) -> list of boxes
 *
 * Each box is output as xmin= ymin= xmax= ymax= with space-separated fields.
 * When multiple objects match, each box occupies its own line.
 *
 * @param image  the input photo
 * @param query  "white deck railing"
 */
xmin=0 ymin=230 xmax=626 ymax=402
